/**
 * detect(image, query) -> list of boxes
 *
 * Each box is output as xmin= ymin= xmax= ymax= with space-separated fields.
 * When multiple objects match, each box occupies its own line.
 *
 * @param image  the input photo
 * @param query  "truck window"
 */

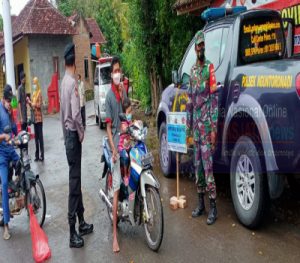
xmin=205 ymin=28 xmax=224 ymax=69
xmin=100 ymin=66 xmax=111 ymax=85
xmin=239 ymin=16 xmax=285 ymax=65
xmin=179 ymin=27 xmax=229 ymax=84
xmin=180 ymin=41 xmax=196 ymax=84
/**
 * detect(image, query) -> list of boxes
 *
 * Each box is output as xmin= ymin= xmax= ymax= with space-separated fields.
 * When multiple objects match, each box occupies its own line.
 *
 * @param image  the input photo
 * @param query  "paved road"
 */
xmin=0 ymin=102 xmax=299 ymax=263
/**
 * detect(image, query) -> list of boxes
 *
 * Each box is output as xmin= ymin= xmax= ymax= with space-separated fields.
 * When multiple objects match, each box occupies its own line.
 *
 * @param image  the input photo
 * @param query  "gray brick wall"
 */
xmin=28 ymin=35 xmax=73 ymax=102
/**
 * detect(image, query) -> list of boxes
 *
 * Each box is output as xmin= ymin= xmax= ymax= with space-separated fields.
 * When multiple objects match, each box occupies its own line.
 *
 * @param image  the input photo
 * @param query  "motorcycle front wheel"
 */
xmin=105 ymin=171 xmax=114 ymax=223
xmin=144 ymin=186 xmax=164 ymax=252
xmin=26 ymin=179 xmax=46 ymax=227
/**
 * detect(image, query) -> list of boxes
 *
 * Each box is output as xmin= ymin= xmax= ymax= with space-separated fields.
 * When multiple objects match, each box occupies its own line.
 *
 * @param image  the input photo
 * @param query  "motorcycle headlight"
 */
xmin=21 ymin=134 xmax=30 ymax=144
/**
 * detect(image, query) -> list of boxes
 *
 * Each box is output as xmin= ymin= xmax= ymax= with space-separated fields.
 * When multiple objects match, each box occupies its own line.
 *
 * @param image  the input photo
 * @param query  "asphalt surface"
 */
xmin=0 ymin=101 xmax=299 ymax=263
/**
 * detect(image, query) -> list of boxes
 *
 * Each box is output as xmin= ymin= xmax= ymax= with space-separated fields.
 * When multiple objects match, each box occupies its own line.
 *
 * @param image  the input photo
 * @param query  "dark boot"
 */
xmin=207 ymin=199 xmax=217 ymax=225
xmin=78 ymin=214 xmax=94 ymax=236
xmin=69 ymin=225 xmax=84 ymax=248
xmin=192 ymin=193 xmax=205 ymax=218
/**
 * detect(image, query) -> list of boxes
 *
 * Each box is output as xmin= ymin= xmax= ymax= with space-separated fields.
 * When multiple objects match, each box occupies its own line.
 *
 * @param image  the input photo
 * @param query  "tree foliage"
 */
xmin=56 ymin=0 xmax=202 ymax=110
xmin=123 ymin=0 xmax=201 ymax=110
xmin=0 ymin=15 xmax=3 ymax=31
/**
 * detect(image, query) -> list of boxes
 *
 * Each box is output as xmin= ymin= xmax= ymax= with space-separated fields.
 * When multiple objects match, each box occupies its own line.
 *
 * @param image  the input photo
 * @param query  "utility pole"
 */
xmin=2 ymin=0 xmax=16 ymax=94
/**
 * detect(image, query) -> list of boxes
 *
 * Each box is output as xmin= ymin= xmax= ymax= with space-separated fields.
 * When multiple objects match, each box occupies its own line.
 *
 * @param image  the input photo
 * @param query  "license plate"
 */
xmin=141 ymin=152 xmax=154 ymax=167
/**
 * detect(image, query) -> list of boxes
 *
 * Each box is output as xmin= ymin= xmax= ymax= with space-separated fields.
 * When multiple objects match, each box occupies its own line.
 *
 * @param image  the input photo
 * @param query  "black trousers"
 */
xmin=65 ymin=130 xmax=84 ymax=226
xmin=34 ymin=122 xmax=44 ymax=159
xmin=81 ymin=106 xmax=86 ymax=128
xmin=21 ymin=122 xmax=27 ymax=131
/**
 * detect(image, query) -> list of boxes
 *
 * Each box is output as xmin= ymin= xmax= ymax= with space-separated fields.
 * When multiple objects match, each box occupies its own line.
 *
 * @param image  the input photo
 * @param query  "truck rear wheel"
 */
xmin=230 ymin=136 xmax=268 ymax=228
xmin=159 ymin=122 xmax=175 ymax=178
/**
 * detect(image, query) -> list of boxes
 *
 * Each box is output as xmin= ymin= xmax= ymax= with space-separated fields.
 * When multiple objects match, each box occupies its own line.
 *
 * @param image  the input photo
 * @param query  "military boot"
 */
xmin=207 ymin=199 xmax=217 ymax=225
xmin=78 ymin=214 xmax=94 ymax=236
xmin=192 ymin=193 xmax=205 ymax=218
xmin=69 ymin=225 xmax=84 ymax=248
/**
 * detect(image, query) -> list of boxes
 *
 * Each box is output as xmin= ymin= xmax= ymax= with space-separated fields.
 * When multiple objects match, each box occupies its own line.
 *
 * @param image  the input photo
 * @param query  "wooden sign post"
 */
xmin=167 ymin=112 xmax=187 ymax=210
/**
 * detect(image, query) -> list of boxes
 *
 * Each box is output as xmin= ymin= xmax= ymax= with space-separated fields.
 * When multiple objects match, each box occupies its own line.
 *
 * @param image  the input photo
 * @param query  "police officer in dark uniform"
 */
xmin=60 ymin=43 xmax=93 ymax=248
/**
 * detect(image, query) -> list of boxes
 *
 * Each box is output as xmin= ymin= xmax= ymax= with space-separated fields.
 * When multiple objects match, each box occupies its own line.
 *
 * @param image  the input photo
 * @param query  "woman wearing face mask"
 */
xmin=27 ymin=77 xmax=44 ymax=162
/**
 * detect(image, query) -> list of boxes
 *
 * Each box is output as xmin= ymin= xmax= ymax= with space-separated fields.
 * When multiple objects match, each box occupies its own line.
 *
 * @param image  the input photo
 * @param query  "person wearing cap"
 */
xmin=60 ymin=43 xmax=93 ymax=248
xmin=186 ymin=30 xmax=219 ymax=225
xmin=27 ymin=77 xmax=44 ymax=162
xmin=0 ymin=85 xmax=20 ymax=240
xmin=18 ymin=71 xmax=28 ymax=131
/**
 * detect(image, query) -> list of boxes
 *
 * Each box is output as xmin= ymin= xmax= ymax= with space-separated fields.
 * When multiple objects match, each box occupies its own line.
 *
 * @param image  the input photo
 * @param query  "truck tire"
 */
xmin=287 ymin=175 xmax=300 ymax=199
xmin=159 ymin=122 xmax=175 ymax=177
xmin=230 ymin=136 xmax=268 ymax=228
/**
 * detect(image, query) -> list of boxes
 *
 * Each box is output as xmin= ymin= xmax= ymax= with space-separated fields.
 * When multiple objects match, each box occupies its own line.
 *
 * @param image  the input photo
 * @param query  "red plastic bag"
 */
xmin=29 ymin=204 xmax=51 ymax=263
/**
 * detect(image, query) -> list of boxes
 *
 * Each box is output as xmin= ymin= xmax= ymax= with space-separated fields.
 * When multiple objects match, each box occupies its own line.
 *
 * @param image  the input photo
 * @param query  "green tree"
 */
xmin=123 ymin=0 xmax=200 ymax=111
xmin=55 ymin=0 xmax=202 ymax=110
xmin=0 ymin=15 xmax=3 ymax=31
xmin=95 ymin=0 xmax=123 ymax=56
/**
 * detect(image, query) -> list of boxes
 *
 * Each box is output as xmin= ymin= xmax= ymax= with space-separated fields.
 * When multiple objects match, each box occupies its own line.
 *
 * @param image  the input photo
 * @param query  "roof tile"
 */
xmin=86 ymin=18 xmax=106 ymax=44
xmin=13 ymin=0 xmax=76 ymax=36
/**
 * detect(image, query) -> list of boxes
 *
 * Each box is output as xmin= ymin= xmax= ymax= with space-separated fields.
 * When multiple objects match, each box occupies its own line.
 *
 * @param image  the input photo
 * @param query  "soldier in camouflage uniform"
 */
xmin=186 ymin=30 xmax=219 ymax=225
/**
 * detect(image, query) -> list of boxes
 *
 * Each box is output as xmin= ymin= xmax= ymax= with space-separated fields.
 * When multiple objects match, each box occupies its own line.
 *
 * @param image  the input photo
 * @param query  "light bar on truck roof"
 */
xmin=201 ymin=6 xmax=247 ymax=22
xmin=98 ymin=57 xmax=113 ymax=64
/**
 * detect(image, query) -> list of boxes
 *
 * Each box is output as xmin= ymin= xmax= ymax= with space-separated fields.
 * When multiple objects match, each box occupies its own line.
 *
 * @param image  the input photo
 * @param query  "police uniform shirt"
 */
xmin=60 ymin=71 xmax=84 ymax=140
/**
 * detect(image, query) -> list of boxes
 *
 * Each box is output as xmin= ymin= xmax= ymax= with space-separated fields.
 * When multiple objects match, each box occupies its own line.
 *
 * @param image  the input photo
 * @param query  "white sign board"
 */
xmin=167 ymin=112 xmax=187 ymax=154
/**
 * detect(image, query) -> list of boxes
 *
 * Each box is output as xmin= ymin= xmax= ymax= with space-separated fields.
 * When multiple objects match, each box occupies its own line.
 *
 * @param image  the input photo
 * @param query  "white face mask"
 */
xmin=32 ymin=84 xmax=37 ymax=91
xmin=112 ymin=73 xmax=121 ymax=86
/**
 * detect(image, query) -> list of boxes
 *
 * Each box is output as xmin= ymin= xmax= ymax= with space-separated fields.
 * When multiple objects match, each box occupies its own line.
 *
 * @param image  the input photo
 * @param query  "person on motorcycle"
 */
xmin=118 ymin=97 xmax=132 ymax=187
xmin=105 ymin=56 xmax=128 ymax=253
xmin=0 ymin=85 xmax=20 ymax=240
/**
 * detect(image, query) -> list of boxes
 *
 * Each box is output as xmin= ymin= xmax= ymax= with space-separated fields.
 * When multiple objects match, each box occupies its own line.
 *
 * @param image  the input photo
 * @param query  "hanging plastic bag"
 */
xmin=29 ymin=204 xmax=51 ymax=263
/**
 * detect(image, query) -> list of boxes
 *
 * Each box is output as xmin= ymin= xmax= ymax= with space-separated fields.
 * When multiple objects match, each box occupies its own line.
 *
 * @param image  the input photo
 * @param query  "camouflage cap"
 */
xmin=195 ymin=30 xmax=205 ymax=45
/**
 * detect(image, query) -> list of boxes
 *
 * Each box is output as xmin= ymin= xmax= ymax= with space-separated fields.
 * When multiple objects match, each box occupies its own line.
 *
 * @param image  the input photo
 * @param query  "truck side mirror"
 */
xmin=283 ymin=18 xmax=294 ymax=58
xmin=94 ymin=79 xmax=99 ymax=86
xmin=172 ymin=70 xmax=179 ymax=86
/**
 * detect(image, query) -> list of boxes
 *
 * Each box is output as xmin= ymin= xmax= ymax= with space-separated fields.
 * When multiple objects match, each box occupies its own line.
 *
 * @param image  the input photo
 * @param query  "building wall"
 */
xmin=28 ymin=35 xmax=72 ymax=101
xmin=73 ymin=17 xmax=93 ymax=91
xmin=14 ymin=36 xmax=31 ymax=94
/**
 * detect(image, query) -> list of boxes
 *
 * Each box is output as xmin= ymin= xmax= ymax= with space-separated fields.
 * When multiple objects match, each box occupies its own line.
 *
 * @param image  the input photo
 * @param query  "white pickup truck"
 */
xmin=94 ymin=57 xmax=112 ymax=129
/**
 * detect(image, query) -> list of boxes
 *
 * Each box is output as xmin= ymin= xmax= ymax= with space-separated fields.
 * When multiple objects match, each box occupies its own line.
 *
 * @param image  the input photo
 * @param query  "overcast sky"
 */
xmin=1 ymin=0 xmax=56 ymax=16
xmin=0 ymin=0 xmax=29 ymax=16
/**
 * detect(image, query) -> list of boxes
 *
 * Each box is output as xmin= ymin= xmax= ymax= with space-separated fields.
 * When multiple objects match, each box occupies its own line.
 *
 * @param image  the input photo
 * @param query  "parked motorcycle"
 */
xmin=99 ymin=116 xmax=164 ymax=251
xmin=0 ymin=127 xmax=46 ymax=227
